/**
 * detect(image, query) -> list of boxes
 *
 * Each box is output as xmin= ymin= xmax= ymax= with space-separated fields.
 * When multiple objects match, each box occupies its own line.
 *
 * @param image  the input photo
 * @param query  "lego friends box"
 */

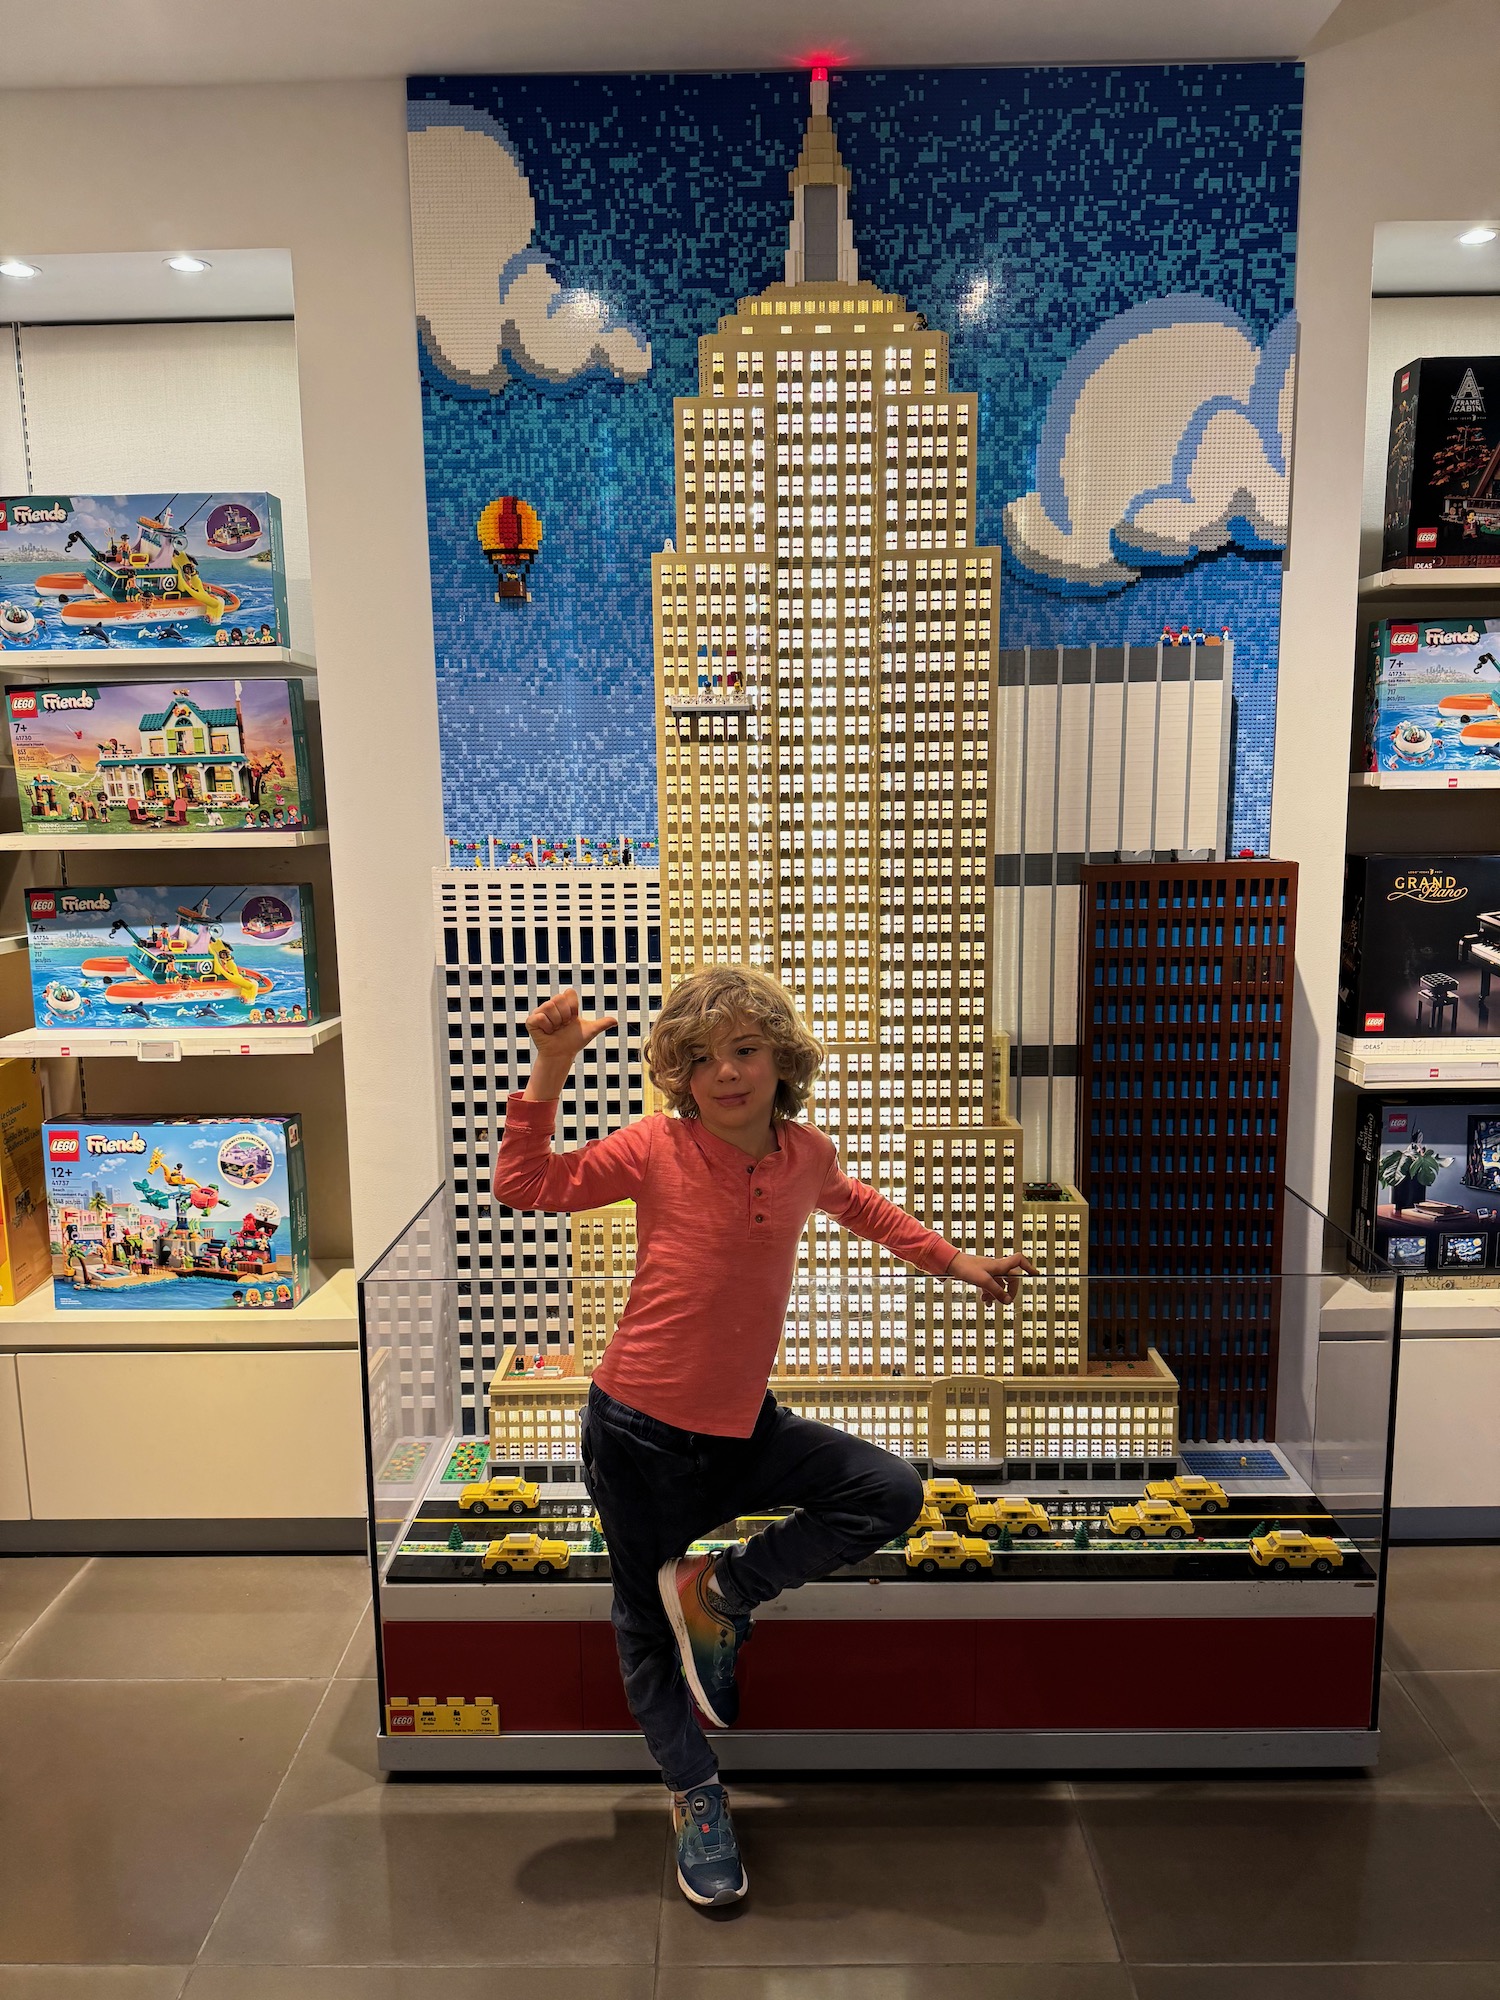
xmin=25 ymin=885 xmax=320 ymax=1030
xmin=0 ymin=493 xmax=288 ymax=650
xmin=1365 ymin=618 xmax=1500 ymax=775
xmin=6 ymin=679 xmax=313 ymax=834
xmin=44 ymin=1116 xmax=309 ymax=1310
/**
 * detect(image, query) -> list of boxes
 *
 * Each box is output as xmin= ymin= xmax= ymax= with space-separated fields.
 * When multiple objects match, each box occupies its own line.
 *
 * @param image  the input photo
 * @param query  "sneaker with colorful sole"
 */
xmin=658 ymin=1552 xmax=748 ymax=1729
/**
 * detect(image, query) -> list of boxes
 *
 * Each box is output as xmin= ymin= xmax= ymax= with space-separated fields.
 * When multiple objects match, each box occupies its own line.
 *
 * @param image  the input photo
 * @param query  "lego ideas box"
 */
xmin=25 ymin=885 xmax=320 ymax=1031
xmin=1364 ymin=618 xmax=1500 ymax=775
xmin=44 ymin=1115 xmax=310 ymax=1310
xmin=1383 ymin=358 xmax=1500 ymax=569
xmin=1353 ymin=1094 xmax=1500 ymax=1274
xmin=1339 ymin=854 xmax=1500 ymax=1038
xmin=6 ymin=679 xmax=313 ymax=835
xmin=0 ymin=493 xmax=288 ymax=649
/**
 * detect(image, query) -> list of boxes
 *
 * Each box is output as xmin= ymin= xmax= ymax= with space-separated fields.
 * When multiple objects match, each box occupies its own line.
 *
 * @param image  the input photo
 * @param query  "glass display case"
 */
xmin=357 ymin=1183 xmax=1402 ymax=1772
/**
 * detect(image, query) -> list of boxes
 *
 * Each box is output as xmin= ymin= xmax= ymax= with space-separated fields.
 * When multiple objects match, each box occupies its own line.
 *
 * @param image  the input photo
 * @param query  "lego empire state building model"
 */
xmin=489 ymin=76 xmax=1178 ymax=1468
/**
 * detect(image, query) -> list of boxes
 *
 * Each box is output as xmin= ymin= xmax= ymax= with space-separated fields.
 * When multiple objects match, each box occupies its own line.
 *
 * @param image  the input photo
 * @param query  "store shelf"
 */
xmin=0 ymin=1263 xmax=355 ymax=1350
xmin=1351 ymin=769 xmax=1500 ymax=790
xmin=1336 ymin=1032 xmax=1500 ymax=1087
xmin=1324 ymin=1275 xmax=1500 ymax=1338
xmin=0 ymin=1016 xmax=341 ymax=1060
xmin=1359 ymin=568 xmax=1500 ymax=597
xmin=0 ymin=935 xmax=25 ymax=957
xmin=0 ymin=827 xmax=327 ymax=851
xmin=0 ymin=647 xmax=314 ymax=676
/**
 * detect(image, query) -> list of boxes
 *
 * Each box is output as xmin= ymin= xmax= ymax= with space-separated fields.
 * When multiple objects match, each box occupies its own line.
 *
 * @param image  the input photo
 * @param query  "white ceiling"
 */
xmin=1373 ymin=221 xmax=1500 ymax=296
xmin=1 ymin=0 xmax=1343 ymax=90
xmin=0 ymin=250 xmax=295 ymax=323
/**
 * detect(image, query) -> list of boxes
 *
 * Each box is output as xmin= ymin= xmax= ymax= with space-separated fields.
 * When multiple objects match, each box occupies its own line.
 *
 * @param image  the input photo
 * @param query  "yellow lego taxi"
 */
xmin=904 ymin=1530 xmax=994 ymax=1576
xmin=457 ymin=1475 xmax=541 ymax=1517
xmin=1249 ymin=1528 xmax=1344 ymax=1577
xmin=480 ymin=1533 xmax=571 ymax=1577
xmin=1105 ymin=1498 xmax=1194 ymax=1541
xmin=966 ymin=1496 xmax=1053 ymax=1541
xmin=923 ymin=1477 xmax=979 ymax=1517
xmin=1145 ymin=1475 xmax=1229 ymax=1515
xmin=908 ymin=1502 xmax=947 ymax=1536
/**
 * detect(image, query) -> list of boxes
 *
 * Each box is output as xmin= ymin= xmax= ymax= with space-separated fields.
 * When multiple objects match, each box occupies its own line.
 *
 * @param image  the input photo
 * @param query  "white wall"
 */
xmin=1274 ymin=0 xmax=1500 ymax=1215
xmin=0 ymin=81 xmax=445 ymax=1265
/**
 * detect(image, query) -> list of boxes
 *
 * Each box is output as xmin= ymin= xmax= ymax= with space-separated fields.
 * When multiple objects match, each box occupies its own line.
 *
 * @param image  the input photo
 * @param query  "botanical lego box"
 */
xmin=0 ymin=493 xmax=288 ymax=650
xmin=1353 ymin=1095 xmax=1500 ymax=1274
xmin=44 ymin=1115 xmax=310 ymax=1310
xmin=0 ymin=1059 xmax=51 ymax=1307
xmin=1339 ymin=854 xmax=1500 ymax=1038
xmin=6 ymin=679 xmax=314 ymax=834
xmin=25 ymin=885 xmax=320 ymax=1031
xmin=1383 ymin=358 xmax=1500 ymax=569
xmin=1364 ymin=619 xmax=1500 ymax=774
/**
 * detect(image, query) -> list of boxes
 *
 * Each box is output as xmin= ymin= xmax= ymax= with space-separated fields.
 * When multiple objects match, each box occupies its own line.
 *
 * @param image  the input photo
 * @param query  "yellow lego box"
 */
xmin=0 ymin=1059 xmax=49 ymax=1305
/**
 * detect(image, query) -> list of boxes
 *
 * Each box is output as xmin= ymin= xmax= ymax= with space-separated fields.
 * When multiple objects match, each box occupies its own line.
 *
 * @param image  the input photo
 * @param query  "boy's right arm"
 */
xmin=492 ymin=988 xmax=650 ymax=1212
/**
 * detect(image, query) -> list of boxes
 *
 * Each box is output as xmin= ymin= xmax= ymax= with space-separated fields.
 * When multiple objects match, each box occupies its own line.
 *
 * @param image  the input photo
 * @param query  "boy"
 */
xmin=493 ymin=965 xmax=1033 ymax=1908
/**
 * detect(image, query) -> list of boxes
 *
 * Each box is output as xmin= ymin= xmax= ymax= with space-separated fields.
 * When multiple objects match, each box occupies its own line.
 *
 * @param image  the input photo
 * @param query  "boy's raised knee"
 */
xmin=871 ymin=1456 xmax=925 ymax=1538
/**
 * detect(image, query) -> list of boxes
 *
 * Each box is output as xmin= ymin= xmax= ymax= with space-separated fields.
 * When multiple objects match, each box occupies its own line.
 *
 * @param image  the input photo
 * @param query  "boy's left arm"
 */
xmin=817 ymin=1158 xmax=1037 ymax=1304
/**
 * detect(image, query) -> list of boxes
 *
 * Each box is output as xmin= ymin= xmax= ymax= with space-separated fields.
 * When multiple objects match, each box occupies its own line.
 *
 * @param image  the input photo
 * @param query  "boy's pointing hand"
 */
xmin=526 ymin=988 xmax=619 ymax=1064
xmin=944 ymin=1251 xmax=1039 ymax=1305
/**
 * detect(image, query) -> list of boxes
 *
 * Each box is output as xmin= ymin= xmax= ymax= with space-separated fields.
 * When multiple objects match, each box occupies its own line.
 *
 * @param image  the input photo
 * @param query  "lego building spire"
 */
xmin=785 ymin=70 xmax=859 ymax=286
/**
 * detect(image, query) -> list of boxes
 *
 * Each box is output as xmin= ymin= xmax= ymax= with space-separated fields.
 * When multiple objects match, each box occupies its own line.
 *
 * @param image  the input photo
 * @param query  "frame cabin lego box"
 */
xmin=5 ymin=679 xmax=314 ymax=835
xmin=1353 ymin=1093 xmax=1500 ymax=1276
xmin=1364 ymin=618 xmax=1500 ymax=775
xmin=0 ymin=1059 xmax=51 ymax=1307
xmin=25 ymin=884 xmax=320 ymax=1031
xmin=44 ymin=1115 xmax=310 ymax=1311
xmin=1383 ymin=358 xmax=1500 ymax=569
xmin=0 ymin=493 xmax=288 ymax=650
xmin=1339 ymin=854 xmax=1500 ymax=1039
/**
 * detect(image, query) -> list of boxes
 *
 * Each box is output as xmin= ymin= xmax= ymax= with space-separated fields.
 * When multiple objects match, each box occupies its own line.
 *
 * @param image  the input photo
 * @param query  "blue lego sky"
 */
xmin=409 ymin=64 xmax=1303 ymax=855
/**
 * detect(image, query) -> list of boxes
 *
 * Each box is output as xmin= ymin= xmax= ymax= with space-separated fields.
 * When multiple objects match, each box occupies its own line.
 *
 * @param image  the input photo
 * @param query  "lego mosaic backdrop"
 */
xmin=409 ymin=64 xmax=1302 ymax=855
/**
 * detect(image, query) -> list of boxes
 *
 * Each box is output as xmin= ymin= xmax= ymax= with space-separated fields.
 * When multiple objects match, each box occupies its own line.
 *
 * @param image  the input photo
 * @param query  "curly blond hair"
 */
xmin=645 ymin=965 xmax=822 ymax=1121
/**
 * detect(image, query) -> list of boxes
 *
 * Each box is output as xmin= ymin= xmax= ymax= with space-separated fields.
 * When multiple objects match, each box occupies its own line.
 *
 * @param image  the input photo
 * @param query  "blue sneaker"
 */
xmin=658 ymin=1552 xmax=748 ymax=1728
xmin=672 ymin=1781 xmax=747 ymax=1906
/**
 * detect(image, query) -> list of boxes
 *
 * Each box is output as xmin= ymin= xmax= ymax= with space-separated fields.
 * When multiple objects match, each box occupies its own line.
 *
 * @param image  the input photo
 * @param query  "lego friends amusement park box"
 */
xmin=6 ymin=679 xmax=314 ymax=834
xmin=25 ymin=885 xmax=320 ymax=1031
xmin=44 ymin=1116 xmax=310 ymax=1311
xmin=0 ymin=493 xmax=288 ymax=651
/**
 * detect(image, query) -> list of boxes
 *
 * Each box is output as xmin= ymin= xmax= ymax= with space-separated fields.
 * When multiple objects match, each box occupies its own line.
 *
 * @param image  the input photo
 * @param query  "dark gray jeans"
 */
xmin=580 ymin=1381 xmax=924 ymax=1791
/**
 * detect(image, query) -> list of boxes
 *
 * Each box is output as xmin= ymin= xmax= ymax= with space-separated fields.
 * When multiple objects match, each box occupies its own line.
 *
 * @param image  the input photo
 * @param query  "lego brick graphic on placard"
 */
xmin=407 ymin=65 xmax=1302 ymax=857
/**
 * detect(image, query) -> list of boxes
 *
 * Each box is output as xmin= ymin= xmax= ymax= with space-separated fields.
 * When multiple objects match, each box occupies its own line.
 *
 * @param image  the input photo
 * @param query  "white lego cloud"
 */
xmin=408 ymin=108 xmax=651 ymax=394
xmin=1003 ymin=298 xmax=1296 ymax=595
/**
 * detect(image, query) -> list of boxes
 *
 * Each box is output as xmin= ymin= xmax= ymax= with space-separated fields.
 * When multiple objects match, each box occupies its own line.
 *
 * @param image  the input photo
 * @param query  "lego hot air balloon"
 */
xmin=476 ymin=496 xmax=543 ymax=604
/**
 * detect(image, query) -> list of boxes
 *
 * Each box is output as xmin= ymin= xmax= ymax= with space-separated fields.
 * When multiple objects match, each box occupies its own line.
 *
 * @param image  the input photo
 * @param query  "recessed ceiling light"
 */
xmin=165 ymin=254 xmax=212 ymax=273
xmin=0 ymin=259 xmax=39 ymax=280
xmin=1458 ymin=227 xmax=1497 ymax=247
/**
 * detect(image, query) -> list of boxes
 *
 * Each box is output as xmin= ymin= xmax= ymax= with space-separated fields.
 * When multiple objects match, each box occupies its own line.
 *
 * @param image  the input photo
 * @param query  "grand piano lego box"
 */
xmin=1340 ymin=854 xmax=1500 ymax=1038
xmin=1363 ymin=618 xmax=1500 ymax=775
xmin=5 ymin=679 xmax=313 ymax=835
xmin=1383 ymin=358 xmax=1500 ymax=569
xmin=1354 ymin=1094 xmax=1500 ymax=1274
xmin=0 ymin=494 xmax=288 ymax=650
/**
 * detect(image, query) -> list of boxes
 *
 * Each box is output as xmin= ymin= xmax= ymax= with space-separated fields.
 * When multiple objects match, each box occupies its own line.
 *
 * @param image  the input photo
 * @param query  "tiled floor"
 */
xmin=0 ymin=1547 xmax=1497 ymax=1997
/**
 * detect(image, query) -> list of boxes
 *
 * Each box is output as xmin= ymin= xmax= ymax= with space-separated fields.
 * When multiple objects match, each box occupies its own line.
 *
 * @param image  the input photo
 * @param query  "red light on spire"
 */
xmin=811 ymin=64 xmax=828 ymax=82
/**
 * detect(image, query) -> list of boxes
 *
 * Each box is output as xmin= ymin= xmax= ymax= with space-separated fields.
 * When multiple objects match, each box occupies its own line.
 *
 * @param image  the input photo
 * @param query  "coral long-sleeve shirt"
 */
xmin=492 ymin=1094 xmax=960 ymax=1437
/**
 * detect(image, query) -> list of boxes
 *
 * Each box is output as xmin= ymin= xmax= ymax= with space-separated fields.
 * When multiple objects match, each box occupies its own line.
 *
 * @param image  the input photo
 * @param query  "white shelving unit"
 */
xmin=0 ymin=828 xmax=328 ymax=852
xmin=0 ymin=1016 xmax=342 ymax=1061
xmin=0 ymin=647 xmax=316 ymax=675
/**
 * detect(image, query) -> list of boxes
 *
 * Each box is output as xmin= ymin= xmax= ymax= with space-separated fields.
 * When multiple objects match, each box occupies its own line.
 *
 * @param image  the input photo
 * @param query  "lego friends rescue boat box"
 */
xmin=44 ymin=1116 xmax=310 ymax=1310
xmin=0 ymin=494 xmax=288 ymax=650
xmin=25 ymin=885 xmax=320 ymax=1031
xmin=6 ymin=679 xmax=313 ymax=835
xmin=1365 ymin=618 xmax=1500 ymax=775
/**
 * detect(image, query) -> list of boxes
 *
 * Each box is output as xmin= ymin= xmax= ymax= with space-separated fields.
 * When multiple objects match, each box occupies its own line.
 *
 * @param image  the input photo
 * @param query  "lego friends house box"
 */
xmin=25 ymin=885 xmax=320 ymax=1031
xmin=1365 ymin=619 xmax=1500 ymax=776
xmin=0 ymin=493 xmax=288 ymax=650
xmin=44 ymin=1116 xmax=310 ymax=1311
xmin=1384 ymin=358 xmax=1500 ymax=569
xmin=1339 ymin=853 xmax=1500 ymax=1038
xmin=1353 ymin=1095 xmax=1500 ymax=1275
xmin=6 ymin=680 xmax=313 ymax=835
